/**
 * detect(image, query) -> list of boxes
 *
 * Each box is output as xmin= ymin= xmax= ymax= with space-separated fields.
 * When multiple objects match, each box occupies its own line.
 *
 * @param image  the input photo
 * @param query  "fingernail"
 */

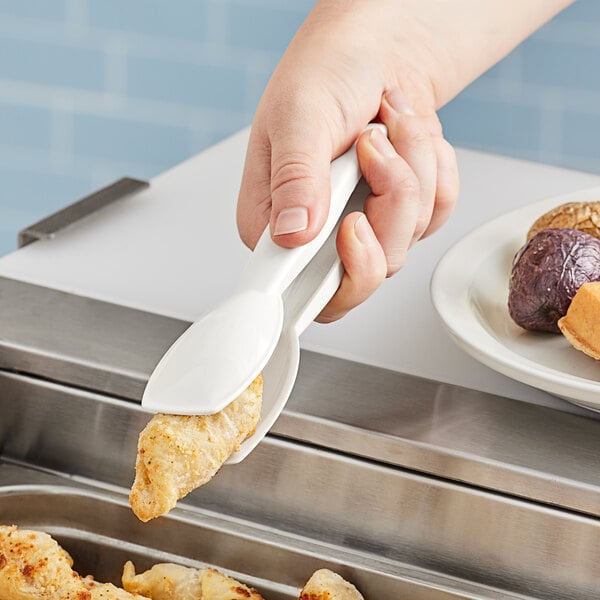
xmin=369 ymin=128 xmax=396 ymax=158
xmin=273 ymin=206 xmax=309 ymax=235
xmin=354 ymin=214 xmax=376 ymax=245
xmin=386 ymin=88 xmax=415 ymax=115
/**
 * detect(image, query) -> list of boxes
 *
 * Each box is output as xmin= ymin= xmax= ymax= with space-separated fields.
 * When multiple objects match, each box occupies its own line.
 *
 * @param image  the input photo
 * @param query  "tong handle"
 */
xmin=238 ymin=124 xmax=386 ymax=297
xmin=283 ymin=179 xmax=371 ymax=335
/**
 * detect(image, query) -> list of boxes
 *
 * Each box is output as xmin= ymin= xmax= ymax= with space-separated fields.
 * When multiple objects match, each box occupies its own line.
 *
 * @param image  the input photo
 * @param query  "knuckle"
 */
xmin=435 ymin=138 xmax=460 ymax=210
xmin=436 ymin=183 xmax=459 ymax=214
xmin=412 ymin=214 xmax=432 ymax=242
xmin=392 ymin=167 xmax=420 ymax=199
xmin=386 ymin=249 xmax=407 ymax=277
xmin=406 ymin=126 xmax=432 ymax=146
xmin=316 ymin=310 xmax=346 ymax=324
xmin=270 ymin=152 xmax=318 ymax=195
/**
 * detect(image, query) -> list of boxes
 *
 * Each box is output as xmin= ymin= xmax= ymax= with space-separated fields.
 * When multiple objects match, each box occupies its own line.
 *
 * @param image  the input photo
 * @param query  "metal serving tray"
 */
xmin=0 ymin=463 xmax=539 ymax=600
xmin=1 ymin=372 xmax=600 ymax=599
xmin=1 ymin=277 xmax=600 ymax=518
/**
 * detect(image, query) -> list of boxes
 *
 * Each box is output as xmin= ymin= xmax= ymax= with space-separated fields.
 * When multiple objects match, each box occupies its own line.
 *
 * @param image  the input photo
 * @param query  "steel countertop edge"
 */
xmin=1 ymin=127 xmax=600 ymax=412
xmin=0 ymin=129 xmax=600 ymax=598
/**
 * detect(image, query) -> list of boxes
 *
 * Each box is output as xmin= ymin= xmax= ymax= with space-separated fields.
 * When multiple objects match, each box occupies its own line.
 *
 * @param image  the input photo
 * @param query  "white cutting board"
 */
xmin=2 ymin=127 xmax=600 ymax=414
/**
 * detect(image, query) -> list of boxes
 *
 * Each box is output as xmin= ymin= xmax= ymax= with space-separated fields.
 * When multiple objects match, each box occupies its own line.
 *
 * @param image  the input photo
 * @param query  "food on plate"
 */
xmin=0 ymin=525 xmax=145 ymax=599
xmin=299 ymin=568 xmax=365 ymax=600
xmin=527 ymin=201 xmax=600 ymax=240
xmin=508 ymin=228 xmax=600 ymax=333
xmin=130 ymin=374 xmax=263 ymax=522
xmin=558 ymin=282 xmax=600 ymax=360
xmin=122 ymin=561 xmax=264 ymax=600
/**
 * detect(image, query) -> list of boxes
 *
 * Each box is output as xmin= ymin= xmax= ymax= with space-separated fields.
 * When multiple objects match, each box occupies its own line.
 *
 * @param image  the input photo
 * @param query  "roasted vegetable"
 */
xmin=508 ymin=228 xmax=600 ymax=333
xmin=527 ymin=201 xmax=600 ymax=240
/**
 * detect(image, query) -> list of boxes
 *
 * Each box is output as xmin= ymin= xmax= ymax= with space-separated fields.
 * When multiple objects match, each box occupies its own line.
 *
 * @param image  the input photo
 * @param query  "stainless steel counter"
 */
xmin=0 ymin=463 xmax=540 ymax=600
xmin=1 ymin=354 xmax=600 ymax=598
xmin=2 ymin=134 xmax=600 ymax=598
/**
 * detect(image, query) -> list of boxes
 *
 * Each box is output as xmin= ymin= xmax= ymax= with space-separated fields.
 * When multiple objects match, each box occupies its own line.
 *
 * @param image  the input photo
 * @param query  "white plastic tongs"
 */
xmin=142 ymin=123 xmax=386 ymax=462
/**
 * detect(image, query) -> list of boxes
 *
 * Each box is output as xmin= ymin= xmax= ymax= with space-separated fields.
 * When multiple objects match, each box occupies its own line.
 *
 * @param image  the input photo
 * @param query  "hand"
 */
xmin=236 ymin=2 xmax=460 ymax=322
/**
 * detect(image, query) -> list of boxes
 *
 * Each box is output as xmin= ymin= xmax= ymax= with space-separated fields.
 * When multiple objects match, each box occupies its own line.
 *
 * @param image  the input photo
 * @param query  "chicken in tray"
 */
xmin=0 ymin=525 xmax=147 ymax=600
xmin=122 ymin=561 xmax=265 ymax=600
xmin=122 ymin=562 xmax=365 ymax=600
xmin=0 ymin=525 xmax=366 ymax=600
xmin=299 ymin=568 xmax=365 ymax=600
xmin=130 ymin=374 xmax=262 ymax=522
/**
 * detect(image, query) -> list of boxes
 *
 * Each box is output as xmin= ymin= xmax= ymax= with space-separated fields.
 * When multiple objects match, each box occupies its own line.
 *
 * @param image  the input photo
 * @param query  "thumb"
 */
xmin=236 ymin=121 xmax=333 ymax=251
xmin=267 ymin=120 xmax=334 ymax=249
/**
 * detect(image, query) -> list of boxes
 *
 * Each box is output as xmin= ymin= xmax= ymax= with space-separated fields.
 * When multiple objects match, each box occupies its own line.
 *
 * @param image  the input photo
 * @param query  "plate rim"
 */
xmin=431 ymin=184 xmax=600 ymax=410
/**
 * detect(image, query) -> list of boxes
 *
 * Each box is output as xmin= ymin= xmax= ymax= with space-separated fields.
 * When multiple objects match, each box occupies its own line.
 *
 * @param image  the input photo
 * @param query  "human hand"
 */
xmin=237 ymin=1 xmax=460 ymax=322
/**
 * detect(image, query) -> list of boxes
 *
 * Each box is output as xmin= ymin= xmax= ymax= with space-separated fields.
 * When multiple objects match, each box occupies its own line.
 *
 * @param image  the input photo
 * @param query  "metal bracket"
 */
xmin=18 ymin=177 xmax=150 ymax=248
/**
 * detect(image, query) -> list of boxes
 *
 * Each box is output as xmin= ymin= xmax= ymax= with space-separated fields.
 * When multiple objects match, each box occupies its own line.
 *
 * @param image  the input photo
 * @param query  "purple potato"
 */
xmin=508 ymin=228 xmax=600 ymax=333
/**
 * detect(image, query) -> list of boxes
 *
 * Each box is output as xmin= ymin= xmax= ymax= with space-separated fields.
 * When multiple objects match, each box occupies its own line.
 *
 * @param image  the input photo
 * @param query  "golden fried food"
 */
xmin=122 ymin=561 xmax=201 ymax=600
xmin=130 ymin=375 xmax=262 ymax=522
xmin=201 ymin=567 xmax=264 ymax=600
xmin=299 ymin=568 xmax=365 ymax=600
xmin=527 ymin=201 xmax=600 ymax=240
xmin=122 ymin=561 xmax=264 ymax=600
xmin=558 ymin=281 xmax=600 ymax=360
xmin=0 ymin=525 xmax=146 ymax=600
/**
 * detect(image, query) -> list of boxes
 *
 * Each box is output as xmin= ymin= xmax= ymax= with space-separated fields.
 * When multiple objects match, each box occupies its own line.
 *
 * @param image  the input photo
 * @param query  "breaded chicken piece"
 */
xmin=299 ymin=569 xmax=364 ymax=600
xmin=122 ymin=561 xmax=202 ymax=600
xmin=0 ymin=525 xmax=146 ymax=600
xmin=201 ymin=567 xmax=264 ymax=599
xmin=130 ymin=375 xmax=262 ymax=522
xmin=122 ymin=561 xmax=264 ymax=600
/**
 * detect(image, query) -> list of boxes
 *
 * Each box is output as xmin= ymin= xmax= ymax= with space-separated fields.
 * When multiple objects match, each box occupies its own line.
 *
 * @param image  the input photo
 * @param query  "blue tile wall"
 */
xmin=88 ymin=0 xmax=210 ymax=40
xmin=72 ymin=113 xmax=192 ymax=166
xmin=0 ymin=102 xmax=53 ymax=150
xmin=521 ymin=38 xmax=600 ymax=92
xmin=0 ymin=37 xmax=106 ymax=90
xmin=0 ymin=0 xmax=66 ymax=21
xmin=0 ymin=0 xmax=599 ymax=256
xmin=227 ymin=3 xmax=309 ymax=52
xmin=440 ymin=97 xmax=543 ymax=156
xmin=127 ymin=55 xmax=248 ymax=110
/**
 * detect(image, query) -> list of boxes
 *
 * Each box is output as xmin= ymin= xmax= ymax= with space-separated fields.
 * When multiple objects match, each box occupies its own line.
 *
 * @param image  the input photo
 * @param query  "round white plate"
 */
xmin=431 ymin=185 xmax=600 ymax=412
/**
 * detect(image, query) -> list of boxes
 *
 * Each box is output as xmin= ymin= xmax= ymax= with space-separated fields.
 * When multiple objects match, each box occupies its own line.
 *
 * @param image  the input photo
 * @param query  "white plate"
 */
xmin=431 ymin=185 xmax=600 ymax=412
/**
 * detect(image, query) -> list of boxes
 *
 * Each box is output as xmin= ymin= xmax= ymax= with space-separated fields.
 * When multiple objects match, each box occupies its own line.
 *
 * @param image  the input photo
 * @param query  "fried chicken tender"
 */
xmin=0 ymin=525 xmax=147 ymax=600
xmin=122 ymin=561 xmax=264 ymax=600
xmin=130 ymin=375 xmax=262 ymax=522
xmin=201 ymin=567 xmax=264 ymax=600
xmin=299 ymin=569 xmax=365 ymax=600
xmin=121 ymin=562 xmax=201 ymax=600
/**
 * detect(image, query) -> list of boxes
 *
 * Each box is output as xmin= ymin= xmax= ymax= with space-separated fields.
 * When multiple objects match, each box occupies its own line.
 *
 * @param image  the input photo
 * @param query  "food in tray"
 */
xmin=508 ymin=228 xmax=600 ymax=333
xmin=299 ymin=568 xmax=365 ymax=600
xmin=123 ymin=563 xmax=365 ymax=600
xmin=558 ymin=282 xmax=600 ymax=360
xmin=527 ymin=200 xmax=600 ymax=240
xmin=122 ymin=561 xmax=264 ymax=599
xmin=0 ymin=525 xmax=144 ymax=599
xmin=130 ymin=374 xmax=263 ymax=522
xmin=0 ymin=525 xmax=366 ymax=600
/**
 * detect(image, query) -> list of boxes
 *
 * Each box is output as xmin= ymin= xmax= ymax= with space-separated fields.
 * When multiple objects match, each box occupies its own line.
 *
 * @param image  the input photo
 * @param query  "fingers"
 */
xmin=422 ymin=136 xmax=460 ymax=238
xmin=354 ymin=89 xmax=459 ymax=277
xmin=316 ymin=212 xmax=387 ymax=323
xmin=380 ymin=89 xmax=438 ymax=244
xmin=357 ymin=128 xmax=421 ymax=276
